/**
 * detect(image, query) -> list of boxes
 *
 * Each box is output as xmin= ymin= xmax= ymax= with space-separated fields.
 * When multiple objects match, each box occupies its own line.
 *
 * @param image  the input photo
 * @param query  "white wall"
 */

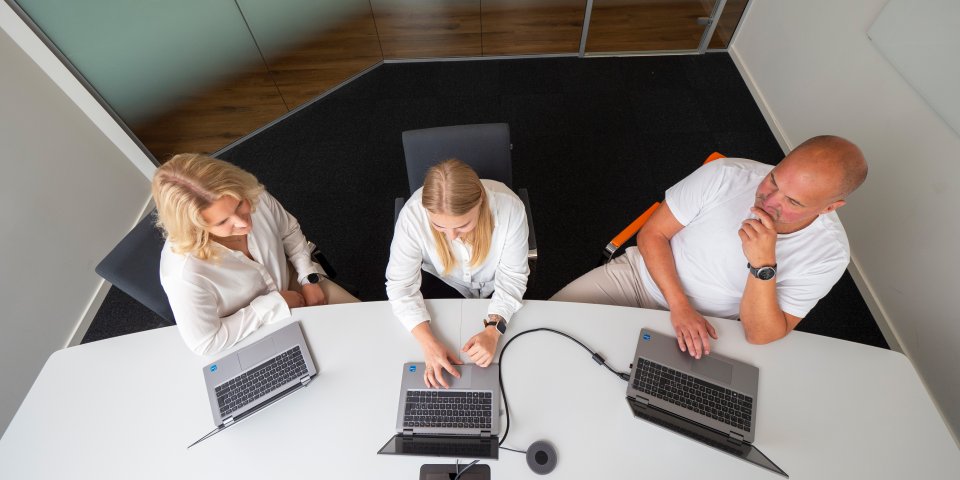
xmin=0 ymin=3 xmax=152 ymax=435
xmin=731 ymin=0 xmax=960 ymax=440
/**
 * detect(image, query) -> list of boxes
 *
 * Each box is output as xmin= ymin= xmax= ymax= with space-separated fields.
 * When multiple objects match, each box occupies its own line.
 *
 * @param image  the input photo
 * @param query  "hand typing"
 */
xmin=670 ymin=305 xmax=718 ymax=359
xmin=412 ymin=322 xmax=463 ymax=388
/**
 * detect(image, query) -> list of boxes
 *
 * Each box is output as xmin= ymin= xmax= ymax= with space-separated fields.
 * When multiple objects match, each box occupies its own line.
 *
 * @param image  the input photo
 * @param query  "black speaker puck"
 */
xmin=526 ymin=440 xmax=557 ymax=475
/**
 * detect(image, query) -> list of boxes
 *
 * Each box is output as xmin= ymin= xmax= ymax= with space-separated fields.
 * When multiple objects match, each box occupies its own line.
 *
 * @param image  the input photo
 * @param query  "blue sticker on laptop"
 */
xmin=210 ymin=364 xmax=218 ymax=372
xmin=408 ymin=365 xmax=417 ymax=372
xmin=642 ymin=333 xmax=651 ymax=341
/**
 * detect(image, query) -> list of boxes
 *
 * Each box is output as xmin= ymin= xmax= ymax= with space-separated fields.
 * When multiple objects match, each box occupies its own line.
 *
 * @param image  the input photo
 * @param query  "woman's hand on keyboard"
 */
xmin=412 ymin=321 xmax=463 ymax=388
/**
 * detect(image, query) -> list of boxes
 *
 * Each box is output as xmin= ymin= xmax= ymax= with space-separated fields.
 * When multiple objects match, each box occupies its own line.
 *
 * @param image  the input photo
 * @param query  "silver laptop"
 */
xmin=189 ymin=321 xmax=317 ymax=447
xmin=378 ymin=362 xmax=501 ymax=459
xmin=626 ymin=328 xmax=787 ymax=477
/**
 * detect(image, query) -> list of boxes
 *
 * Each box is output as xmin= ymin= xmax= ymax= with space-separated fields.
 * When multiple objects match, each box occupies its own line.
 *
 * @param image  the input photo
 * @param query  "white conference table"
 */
xmin=1 ymin=300 xmax=957 ymax=479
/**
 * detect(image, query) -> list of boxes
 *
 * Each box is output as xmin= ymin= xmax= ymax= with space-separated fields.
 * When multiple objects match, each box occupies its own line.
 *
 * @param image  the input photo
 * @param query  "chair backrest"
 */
xmin=602 ymin=152 xmax=727 ymax=263
xmin=401 ymin=123 xmax=512 ymax=193
xmin=95 ymin=212 xmax=175 ymax=323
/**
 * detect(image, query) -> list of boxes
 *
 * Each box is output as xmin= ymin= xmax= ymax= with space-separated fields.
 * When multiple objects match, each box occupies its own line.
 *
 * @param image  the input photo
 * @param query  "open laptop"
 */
xmin=626 ymin=328 xmax=788 ymax=477
xmin=188 ymin=321 xmax=317 ymax=447
xmin=378 ymin=362 xmax=501 ymax=459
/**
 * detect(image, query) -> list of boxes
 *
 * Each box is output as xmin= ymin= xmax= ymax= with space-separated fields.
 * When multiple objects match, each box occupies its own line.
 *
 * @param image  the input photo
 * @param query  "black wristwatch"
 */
xmin=483 ymin=316 xmax=507 ymax=335
xmin=748 ymin=263 xmax=777 ymax=281
xmin=306 ymin=272 xmax=327 ymax=284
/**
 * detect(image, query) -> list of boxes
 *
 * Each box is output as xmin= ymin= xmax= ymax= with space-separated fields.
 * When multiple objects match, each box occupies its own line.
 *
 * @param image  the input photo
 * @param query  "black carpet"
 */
xmin=83 ymin=53 xmax=888 ymax=350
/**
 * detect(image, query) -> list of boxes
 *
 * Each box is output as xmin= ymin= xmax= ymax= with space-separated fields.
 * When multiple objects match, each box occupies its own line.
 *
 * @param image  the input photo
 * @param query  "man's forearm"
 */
xmin=739 ymin=277 xmax=788 ymax=344
xmin=637 ymin=231 xmax=692 ymax=311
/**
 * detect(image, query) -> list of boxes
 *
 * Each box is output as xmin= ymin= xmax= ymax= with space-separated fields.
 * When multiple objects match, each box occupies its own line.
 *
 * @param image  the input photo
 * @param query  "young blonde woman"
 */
xmin=154 ymin=154 xmax=358 ymax=355
xmin=386 ymin=159 xmax=530 ymax=388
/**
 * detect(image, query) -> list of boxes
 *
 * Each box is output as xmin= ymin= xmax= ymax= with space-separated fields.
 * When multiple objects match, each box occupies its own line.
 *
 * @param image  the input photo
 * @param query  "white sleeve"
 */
xmin=385 ymin=203 xmax=431 ymax=331
xmin=164 ymin=274 xmax=291 ymax=355
xmin=487 ymin=198 xmax=530 ymax=322
xmin=776 ymin=256 xmax=848 ymax=319
xmin=262 ymin=192 xmax=320 ymax=283
xmin=664 ymin=160 xmax=730 ymax=226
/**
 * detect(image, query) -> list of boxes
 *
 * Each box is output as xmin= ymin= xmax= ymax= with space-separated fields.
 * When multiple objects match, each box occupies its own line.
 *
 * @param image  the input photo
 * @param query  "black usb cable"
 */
xmin=497 ymin=328 xmax=630 ymax=446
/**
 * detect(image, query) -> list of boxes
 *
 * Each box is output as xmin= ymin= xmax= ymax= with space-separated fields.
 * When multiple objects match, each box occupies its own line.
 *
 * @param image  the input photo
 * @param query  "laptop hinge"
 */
xmin=223 ymin=416 xmax=235 ymax=427
xmin=300 ymin=375 xmax=311 ymax=387
xmin=402 ymin=428 xmax=414 ymax=436
xmin=631 ymin=394 xmax=650 ymax=405
xmin=727 ymin=431 xmax=745 ymax=444
xmin=481 ymin=430 xmax=492 ymax=438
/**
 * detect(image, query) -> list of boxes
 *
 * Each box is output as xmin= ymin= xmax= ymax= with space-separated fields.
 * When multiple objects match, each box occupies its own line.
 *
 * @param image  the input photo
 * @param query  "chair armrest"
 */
xmin=310 ymin=250 xmax=338 ymax=280
xmin=517 ymin=188 xmax=537 ymax=260
xmin=394 ymin=197 xmax=406 ymax=226
xmin=600 ymin=153 xmax=723 ymax=264
xmin=603 ymin=201 xmax=661 ymax=261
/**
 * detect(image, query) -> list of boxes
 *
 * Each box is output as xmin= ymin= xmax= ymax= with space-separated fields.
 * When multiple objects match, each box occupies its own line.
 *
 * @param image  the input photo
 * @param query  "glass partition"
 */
xmin=13 ymin=0 xmax=748 ymax=160
xmin=14 ymin=0 xmax=385 ymax=159
xmin=236 ymin=0 xmax=382 ymax=109
xmin=708 ymin=0 xmax=747 ymax=49
xmin=15 ymin=0 xmax=287 ymax=160
xmin=586 ymin=0 xmax=718 ymax=53
xmin=481 ymin=0 xmax=587 ymax=56
xmin=370 ymin=0 xmax=482 ymax=59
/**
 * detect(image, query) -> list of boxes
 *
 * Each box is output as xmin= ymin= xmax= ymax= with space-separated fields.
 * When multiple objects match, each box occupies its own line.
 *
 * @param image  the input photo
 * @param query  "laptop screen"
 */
xmin=378 ymin=434 xmax=499 ymax=460
xmin=628 ymin=398 xmax=787 ymax=477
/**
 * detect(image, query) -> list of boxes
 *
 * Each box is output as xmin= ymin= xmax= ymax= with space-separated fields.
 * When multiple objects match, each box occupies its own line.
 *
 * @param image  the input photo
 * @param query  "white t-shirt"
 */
xmin=634 ymin=158 xmax=850 ymax=319
xmin=386 ymin=180 xmax=530 ymax=331
xmin=160 ymin=191 xmax=322 ymax=355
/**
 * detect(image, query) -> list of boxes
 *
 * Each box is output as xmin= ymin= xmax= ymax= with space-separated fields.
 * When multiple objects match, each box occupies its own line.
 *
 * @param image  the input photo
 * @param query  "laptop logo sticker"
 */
xmin=408 ymin=365 xmax=416 ymax=373
xmin=210 ymin=364 xmax=217 ymax=373
xmin=642 ymin=333 xmax=651 ymax=341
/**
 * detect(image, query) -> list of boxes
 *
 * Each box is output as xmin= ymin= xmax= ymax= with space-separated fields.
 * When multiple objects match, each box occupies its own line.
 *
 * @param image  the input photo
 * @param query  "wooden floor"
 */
xmin=133 ymin=14 xmax=382 ymax=161
xmin=132 ymin=2 xmax=747 ymax=160
xmin=587 ymin=1 xmax=710 ymax=53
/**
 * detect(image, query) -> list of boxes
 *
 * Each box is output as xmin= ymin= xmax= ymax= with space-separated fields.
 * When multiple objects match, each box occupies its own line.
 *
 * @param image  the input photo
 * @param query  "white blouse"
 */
xmin=386 ymin=180 xmax=530 ymax=331
xmin=159 ymin=191 xmax=322 ymax=355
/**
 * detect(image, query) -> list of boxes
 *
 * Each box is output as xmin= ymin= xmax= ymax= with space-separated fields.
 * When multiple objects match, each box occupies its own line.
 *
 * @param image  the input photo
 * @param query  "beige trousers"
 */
xmin=550 ymin=247 xmax=663 ymax=310
xmin=287 ymin=262 xmax=360 ymax=304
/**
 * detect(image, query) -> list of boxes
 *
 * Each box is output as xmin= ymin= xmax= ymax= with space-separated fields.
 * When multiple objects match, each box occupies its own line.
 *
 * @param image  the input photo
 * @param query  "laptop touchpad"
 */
xmin=238 ymin=336 xmax=278 ymax=369
xmin=691 ymin=356 xmax=734 ymax=385
xmin=445 ymin=366 xmax=474 ymax=389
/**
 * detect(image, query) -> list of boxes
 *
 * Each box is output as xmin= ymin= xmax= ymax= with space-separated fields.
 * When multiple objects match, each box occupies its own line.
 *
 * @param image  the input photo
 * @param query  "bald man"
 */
xmin=552 ymin=136 xmax=868 ymax=357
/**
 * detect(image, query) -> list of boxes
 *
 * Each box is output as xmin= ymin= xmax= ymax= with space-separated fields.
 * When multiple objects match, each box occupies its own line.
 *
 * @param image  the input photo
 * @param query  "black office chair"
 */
xmin=96 ymin=212 xmax=351 ymax=326
xmin=95 ymin=212 xmax=176 ymax=324
xmin=396 ymin=123 xmax=538 ymax=275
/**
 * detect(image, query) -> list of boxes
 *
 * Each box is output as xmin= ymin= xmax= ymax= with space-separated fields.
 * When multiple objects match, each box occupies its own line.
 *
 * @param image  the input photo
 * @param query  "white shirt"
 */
xmin=386 ymin=180 xmax=530 ymax=331
xmin=160 ymin=191 xmax=321 ymax=355
xmin=634 ymin=158 xmax=850 ymax=319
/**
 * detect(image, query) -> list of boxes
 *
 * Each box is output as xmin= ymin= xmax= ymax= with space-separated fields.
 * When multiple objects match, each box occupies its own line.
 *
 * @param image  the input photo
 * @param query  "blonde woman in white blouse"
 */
xmin=154 ymin=154 xmax=357 ymax=355
xmin=386 ymin=159 xmax=529 ymax=388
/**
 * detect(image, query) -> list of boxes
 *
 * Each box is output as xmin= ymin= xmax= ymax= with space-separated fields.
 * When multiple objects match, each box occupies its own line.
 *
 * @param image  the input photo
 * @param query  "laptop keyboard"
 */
xmin=403 ymin=390 xmax=493 ymax=429
xmin=215 ymin=346 xmax=308 ymax=417
xmin=632 ymin=358 xmax=753 ymax=432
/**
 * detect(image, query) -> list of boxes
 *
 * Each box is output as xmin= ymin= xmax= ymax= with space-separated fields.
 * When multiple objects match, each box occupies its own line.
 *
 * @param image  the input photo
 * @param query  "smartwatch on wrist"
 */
xmin=748 ymin=263 xmax=777 ymax=281
xmin=305 ymin=272 xmax=327 ymax=285
xmin=483 ymin=316 xmax=507 ymax=335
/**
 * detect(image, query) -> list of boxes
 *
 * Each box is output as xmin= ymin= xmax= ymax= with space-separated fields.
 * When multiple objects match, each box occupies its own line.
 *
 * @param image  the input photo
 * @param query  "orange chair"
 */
xmin=601 ymin=152 xmax=727 ymax=263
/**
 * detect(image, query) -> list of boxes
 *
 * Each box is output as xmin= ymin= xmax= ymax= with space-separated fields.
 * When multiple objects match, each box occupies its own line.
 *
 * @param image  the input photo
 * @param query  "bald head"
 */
xmin=782 ymin=135 xmax=867 ymax=199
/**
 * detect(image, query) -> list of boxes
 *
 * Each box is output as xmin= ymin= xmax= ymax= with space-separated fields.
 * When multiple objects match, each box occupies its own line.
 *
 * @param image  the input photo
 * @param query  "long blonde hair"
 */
xmin=421 ymin=159 xmax=494 ymax=274
xmin=152 ymin=153 xmax=264 ymax=260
